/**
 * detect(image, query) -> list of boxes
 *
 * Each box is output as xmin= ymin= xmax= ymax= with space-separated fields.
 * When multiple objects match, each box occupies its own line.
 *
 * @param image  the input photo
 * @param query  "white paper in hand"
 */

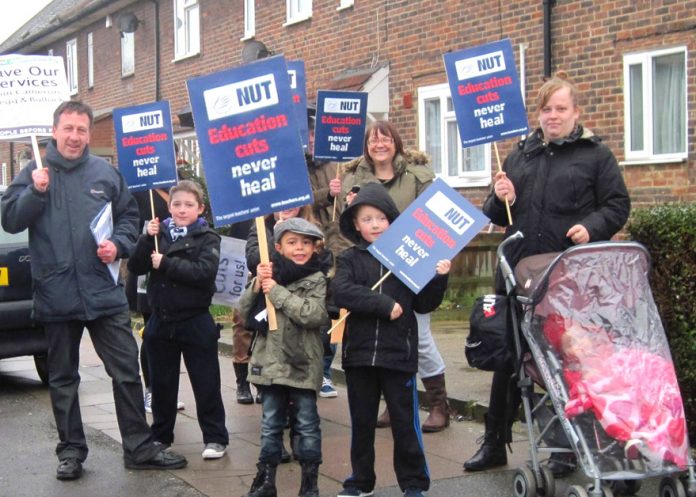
xmin=90 ymin=202 xmax=121 ymax=284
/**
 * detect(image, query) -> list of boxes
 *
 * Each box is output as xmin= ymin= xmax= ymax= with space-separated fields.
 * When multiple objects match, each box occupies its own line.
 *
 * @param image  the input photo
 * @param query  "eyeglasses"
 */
xmin=367 ymin=136 xmax=394 ymax=146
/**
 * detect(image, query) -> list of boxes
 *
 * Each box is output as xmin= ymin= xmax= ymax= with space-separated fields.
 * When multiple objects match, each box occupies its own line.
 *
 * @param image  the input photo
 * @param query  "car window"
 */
xmin=0 ymin=195 xmax=29 ymax=244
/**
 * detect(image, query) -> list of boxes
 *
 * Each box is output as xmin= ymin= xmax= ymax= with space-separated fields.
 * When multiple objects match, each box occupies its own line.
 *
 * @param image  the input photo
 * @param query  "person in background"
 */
xmin=463 ymin=71 xmax=631 ymax=476
xmin=225 ymin=218 xmax=257 ymax=405
xmin=1 ymin=100 xmax=187 ymax=480
xmin=128 ymin=180 xmax=229 ymax=460
xmin=331 ymin=182 xmax=451 ymax=497
xmin=305 ymin=110 xmax=352 ymax=398
xmin=341 ymin=120 xmax=451 ymax=433
xmin=238 ymin=217 xmax=330 ymax=497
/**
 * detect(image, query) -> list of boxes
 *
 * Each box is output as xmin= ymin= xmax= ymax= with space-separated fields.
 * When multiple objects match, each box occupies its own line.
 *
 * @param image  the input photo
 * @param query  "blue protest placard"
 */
xmin=313 ymin=90 xmax=367 ymax=161
xmin=288 ymin=60 xmax=309 ymax=151
xmin=368 ymin=178 xmax=489 ymax=293
xmin=186 ymin=55 xmax=312 ymax=227
xmin=113 ymin=101 xmax=178 ymax=192
xmin=443 ymin=39 xmax=528 ymax=148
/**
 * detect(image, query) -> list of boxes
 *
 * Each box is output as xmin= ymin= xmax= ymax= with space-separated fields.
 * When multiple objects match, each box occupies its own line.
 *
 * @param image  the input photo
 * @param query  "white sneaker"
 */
xmin=202 ymin=443 xmax=227 ymax=459
xmin=177 ymin=400 xmax=185 ymax=410
xmin=144 ymin=389 xmax=152 ymax=413
xmin=319 ymin=377 xmax=338 ymax=398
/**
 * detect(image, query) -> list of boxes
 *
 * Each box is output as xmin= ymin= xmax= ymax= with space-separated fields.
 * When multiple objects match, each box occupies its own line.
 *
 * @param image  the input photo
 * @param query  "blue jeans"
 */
xmin=258 ymin=384 xmax=321 ymax=465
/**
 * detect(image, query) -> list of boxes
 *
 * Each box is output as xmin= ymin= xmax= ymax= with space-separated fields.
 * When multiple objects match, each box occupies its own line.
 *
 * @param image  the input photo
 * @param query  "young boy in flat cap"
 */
xmin=239 ymin=217 xmax=331 ymax=497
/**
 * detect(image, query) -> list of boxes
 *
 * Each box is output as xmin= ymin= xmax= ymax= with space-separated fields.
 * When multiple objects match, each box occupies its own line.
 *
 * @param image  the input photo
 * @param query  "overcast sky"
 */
xmin=0 ymin=0 xmax=53 ymax=47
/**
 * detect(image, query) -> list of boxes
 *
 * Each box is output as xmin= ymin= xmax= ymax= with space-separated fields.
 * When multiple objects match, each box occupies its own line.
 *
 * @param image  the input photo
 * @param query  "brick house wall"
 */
xmin=1 ymin=0 xmax=694 ymax=210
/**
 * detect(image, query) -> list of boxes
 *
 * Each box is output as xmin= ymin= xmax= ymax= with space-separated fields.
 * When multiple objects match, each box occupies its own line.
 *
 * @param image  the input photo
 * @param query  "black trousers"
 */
xmin=344 ymin=366 xmax=429 ymax=493
xmin=44 ymin=310 xmax=158 ymax=464
xmin=144 ymin=312 xmax=228 ymax=446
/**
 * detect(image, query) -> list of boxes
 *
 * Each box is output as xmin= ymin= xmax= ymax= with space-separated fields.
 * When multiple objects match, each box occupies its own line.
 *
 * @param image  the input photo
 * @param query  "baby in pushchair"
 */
xmin=502 ymin=234 xmax=695 ymax=497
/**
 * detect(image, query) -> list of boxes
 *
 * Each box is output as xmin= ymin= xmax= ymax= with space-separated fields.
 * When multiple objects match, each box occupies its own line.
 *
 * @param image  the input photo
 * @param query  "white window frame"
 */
xmin=173 ymin=0 xmax=200 ymax=60
xmin=623 ymin=46 xmax=688 ymax=163
xmin=285 ymin=0 xmax=312 ymax=26
xmin=87 ymin=32 xmax=94 ymax=87
xmin=418 ymin=83 xmax=491 ymax=188
xmin=121 ymin=31 xmax=135 ymax=77
xmin=242 ymin=0 xmax=255 ymax=40
xmin=337 ymin=0 xmax=354 ymax=10
xmin=1 ymin=162 xmax=7 ymax=187
xmin=66 ymin=38 xmax=78 ymax=95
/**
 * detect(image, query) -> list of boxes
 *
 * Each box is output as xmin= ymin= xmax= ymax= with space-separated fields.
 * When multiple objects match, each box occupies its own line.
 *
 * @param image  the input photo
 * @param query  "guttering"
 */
xmin=543 ymin=0 xmax=556 ymax=78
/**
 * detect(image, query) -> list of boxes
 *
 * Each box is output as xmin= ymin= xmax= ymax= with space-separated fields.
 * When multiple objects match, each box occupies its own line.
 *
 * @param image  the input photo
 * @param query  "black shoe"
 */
xmin=57 ymin=458 xmax=82 ymax=480
xmin=125 ymin=449 xmax=188 ymax=470
xmin=237 ymin=381 xmax=254 ymax=404
xmin=545 ymin=452 xmax=577 ymax=477
xmin=255 ymin=389 xmax=263 ymax=404
xmin=463 ymin=442 xmax=507 ymax=471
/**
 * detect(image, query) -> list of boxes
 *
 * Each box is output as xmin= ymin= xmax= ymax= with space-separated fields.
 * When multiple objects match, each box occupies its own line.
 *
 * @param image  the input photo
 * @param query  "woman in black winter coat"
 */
xmin=463 ymin=72 xmax=630 ymax=476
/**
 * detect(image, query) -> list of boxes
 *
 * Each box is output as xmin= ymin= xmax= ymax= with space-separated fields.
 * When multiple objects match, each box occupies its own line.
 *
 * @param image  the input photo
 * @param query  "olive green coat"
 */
xmin=340 ymin=150 xmax=435 ymax=213
xmin=238 ymin=270 xmax=329 ymax=392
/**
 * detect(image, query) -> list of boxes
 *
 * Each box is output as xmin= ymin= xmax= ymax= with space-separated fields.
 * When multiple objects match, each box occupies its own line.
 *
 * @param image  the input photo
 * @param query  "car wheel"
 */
xmin=34 ymin=355 xmax=49 ymax=386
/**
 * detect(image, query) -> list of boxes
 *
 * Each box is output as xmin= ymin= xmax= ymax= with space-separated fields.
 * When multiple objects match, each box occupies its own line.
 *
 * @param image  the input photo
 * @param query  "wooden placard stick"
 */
xmin=327 ymin=270 xmax=392 ymax=334
xmin=493 ymin=142 xmax=513 ymax=226
xmin=255 ymin=216 xmax=278 ymax=331
xmin=31 ymin=135 xmax=44 ymax=169
xmin=148 ymin=190 xmax=160 ymax=253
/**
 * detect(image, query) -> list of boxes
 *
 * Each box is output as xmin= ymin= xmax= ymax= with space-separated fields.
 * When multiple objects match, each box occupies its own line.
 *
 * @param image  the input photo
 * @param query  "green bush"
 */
xmin=627 ymin=203 xmax=696 ymax=444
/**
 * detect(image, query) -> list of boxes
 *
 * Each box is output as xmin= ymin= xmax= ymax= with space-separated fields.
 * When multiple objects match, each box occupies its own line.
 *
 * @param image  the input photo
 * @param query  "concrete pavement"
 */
xmin=0 ymin=320 xmax=669 ymax=497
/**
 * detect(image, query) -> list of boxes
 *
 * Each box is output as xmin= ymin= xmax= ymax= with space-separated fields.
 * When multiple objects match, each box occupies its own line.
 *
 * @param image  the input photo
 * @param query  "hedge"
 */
xmin=627 ymin=203 xmax=696 ymax=444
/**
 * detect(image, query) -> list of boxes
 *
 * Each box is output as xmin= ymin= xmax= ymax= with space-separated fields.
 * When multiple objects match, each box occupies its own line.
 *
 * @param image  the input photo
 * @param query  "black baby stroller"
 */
xmin=495 ymin=232 xmax=696 ymax=497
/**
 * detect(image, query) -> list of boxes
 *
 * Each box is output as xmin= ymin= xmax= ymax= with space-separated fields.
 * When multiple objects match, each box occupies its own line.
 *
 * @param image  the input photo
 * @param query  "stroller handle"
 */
xmin=497 ymin=230 xmax=524 ymax=294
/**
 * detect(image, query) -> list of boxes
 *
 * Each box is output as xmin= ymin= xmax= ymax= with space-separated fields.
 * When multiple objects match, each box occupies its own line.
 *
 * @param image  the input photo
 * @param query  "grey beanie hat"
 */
xmin=273 ymin=217 xmax=324 ymax=243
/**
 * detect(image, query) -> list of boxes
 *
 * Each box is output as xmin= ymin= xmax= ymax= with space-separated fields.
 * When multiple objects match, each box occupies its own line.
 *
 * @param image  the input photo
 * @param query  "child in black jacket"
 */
xmin=127 ymin=180 xmax=228 ymax=460
xmin=330 ymin=183 xmax=451 ymax=497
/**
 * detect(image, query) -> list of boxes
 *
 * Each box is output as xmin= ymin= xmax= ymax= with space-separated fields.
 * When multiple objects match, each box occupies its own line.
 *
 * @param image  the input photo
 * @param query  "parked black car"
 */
xmin=0 ymin=185 xmax=48 ymax=385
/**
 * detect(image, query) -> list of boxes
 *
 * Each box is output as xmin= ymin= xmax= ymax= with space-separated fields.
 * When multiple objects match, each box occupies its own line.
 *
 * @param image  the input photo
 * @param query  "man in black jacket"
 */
xmin=1 ymin=101 xmax=187 ymax=480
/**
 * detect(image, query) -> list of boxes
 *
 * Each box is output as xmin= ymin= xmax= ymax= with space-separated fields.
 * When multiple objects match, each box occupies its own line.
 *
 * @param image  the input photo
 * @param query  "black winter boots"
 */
xmin=234 ymin=362 xmax=254 ymax=404
xmin=299 ymin=462 xmax=320 ymax=497
xmin=243 ymin=462 xmax=277 ymax=497
xmin=463 ymin=414 xmax=508 ymax=471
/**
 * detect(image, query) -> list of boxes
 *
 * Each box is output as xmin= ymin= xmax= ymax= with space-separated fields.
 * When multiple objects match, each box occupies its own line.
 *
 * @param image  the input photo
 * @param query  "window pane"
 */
xmin=425 ymin=99 xmax=442 ymax=174
xmin=463 ymin=143 xmax=485 ymax=173
xmin=121 ymin=32 xmax=134 ymax=76
xmin=652 ymin=52 xmax=685 ymax=154
xmin=446 ymin=121 xmax=459 ymax=176
xmin=628 ymin=64 xmax=643 ymax=152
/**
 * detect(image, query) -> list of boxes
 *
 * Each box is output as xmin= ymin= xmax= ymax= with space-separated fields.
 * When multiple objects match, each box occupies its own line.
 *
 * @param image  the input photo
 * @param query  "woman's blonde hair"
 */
xmin=535 ymin=71 xmax=580 ymax=115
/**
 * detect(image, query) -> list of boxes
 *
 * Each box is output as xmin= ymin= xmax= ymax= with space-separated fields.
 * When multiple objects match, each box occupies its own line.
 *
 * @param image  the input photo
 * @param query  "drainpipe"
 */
xmin=149 ymin=0 xmax=161 ymax=101
xmin=543 ymin=0 xmax=555 ymax=78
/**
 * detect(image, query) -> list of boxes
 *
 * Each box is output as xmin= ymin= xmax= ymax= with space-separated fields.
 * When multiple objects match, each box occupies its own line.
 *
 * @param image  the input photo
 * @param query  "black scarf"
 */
xmin=246 ymin=252 xmax=327 ymax=335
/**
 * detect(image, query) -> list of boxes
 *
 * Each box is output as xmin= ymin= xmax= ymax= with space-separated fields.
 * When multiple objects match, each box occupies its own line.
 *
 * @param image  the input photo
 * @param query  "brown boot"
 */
xmin=376 ymin=406 xmax=390 ymax=428
xmin=421 ymin=373 xmax=450 ymax=433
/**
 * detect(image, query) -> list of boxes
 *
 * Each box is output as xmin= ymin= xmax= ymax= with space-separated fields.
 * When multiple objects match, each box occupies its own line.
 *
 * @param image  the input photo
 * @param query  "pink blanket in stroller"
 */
xmin=544 ymin=316 xmax=688 ymax=468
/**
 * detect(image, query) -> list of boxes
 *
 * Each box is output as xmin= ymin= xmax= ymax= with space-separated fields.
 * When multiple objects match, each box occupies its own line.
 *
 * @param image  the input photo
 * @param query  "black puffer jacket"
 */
xmin=484 ymin=126 xmax=630 ymax=290
xmin=128 ymin=218 xmax=220 ymax=322
xmin=331 ymin=183 xmax=449 ymax=373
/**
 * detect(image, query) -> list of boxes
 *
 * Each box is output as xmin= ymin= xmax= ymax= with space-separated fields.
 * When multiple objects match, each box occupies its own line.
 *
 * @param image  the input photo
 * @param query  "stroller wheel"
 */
xmin=586 ymin=484 xmax=614 ymax=497
xmin=659 ymin=477 xmax=686 ymax=497
xmin=622 ymin=480 xmax=642 ymax=495
xmin=513 ymin=466 xmax=538 ymax=497
xmin=539 ymin=466 xmax=556 ymax=497
xmin=566 ymin=485 xmax=589 ymax=497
